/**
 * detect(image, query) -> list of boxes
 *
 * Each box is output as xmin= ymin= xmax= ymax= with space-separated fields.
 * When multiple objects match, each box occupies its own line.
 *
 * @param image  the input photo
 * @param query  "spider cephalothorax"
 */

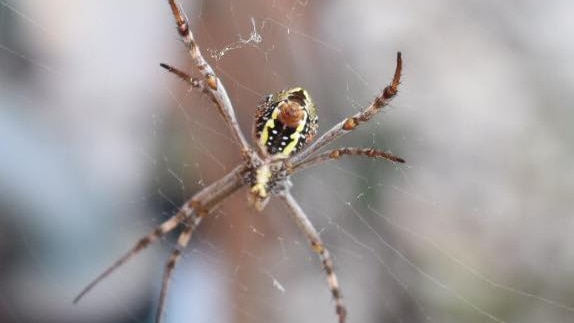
xmin=75 ymin=2 xmax=404 ymax=322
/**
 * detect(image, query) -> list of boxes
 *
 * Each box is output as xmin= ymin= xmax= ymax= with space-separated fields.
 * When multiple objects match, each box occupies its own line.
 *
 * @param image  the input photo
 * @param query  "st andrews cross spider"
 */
xmin=74 ymin=1 xmax=405 ymax=323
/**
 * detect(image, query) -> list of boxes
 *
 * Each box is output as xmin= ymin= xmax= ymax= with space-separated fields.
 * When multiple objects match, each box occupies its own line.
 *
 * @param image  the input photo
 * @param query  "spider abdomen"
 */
xmin=253 ymin=87 xmax=318 ymax=158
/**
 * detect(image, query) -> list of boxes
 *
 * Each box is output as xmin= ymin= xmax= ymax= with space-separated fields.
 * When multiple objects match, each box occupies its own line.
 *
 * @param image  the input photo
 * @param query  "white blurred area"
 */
xmin=0 ymin=1 xmax=228 ymax=322
xmin=1 ymin=1 xmax=574 ymax=323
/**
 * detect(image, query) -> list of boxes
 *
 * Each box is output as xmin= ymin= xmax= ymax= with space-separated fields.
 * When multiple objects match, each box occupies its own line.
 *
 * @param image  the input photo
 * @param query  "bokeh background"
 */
xmin=1 ymin=1 xmax=573 ymax=323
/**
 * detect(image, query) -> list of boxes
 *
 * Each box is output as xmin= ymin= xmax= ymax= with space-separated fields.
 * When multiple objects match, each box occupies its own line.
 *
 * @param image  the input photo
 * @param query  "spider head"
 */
xmin=253 ymin=87 xmax=318 ymax=159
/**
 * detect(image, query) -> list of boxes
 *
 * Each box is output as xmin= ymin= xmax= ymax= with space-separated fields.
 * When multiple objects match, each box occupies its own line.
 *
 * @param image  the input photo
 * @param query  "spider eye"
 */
xmin=253 ymin=87 xmax=318 ymax=157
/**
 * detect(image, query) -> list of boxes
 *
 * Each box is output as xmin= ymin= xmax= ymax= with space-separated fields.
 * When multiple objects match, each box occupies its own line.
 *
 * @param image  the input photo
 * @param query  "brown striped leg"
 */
xmin=155 ymin=214 xmax=202 ymax=323
xmin=74 ymin=207 xmax=191 ymax=304
xmin=159 ymin=63 xmax=222 ymax=111
xmin=290 ymin=147 xmax=405 ymax=174
xmin=160 ymin=63 xmax=204 ymax=90
xmin=279 ymin=192 xmax=347 ymax=323
xmin=166 ymin=0 xmax=252 ymax=155
xmin=291 ymin=52 xmax=403 ymax=164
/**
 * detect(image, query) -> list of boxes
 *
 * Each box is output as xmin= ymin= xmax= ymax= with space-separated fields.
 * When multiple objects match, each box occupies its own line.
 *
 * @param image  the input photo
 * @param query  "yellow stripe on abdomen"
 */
xmin=259 ymin=107 xmax=280 ymax=148
xmin=281 ymin=111 xmax=308 ymax=156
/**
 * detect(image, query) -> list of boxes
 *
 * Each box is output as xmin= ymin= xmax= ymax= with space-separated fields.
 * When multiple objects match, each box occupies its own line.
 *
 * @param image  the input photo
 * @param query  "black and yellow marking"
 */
xmin=250 ymin=87 xmax=319 ymax=206
xmin=253 ymin=87 xmax=318 ymax=158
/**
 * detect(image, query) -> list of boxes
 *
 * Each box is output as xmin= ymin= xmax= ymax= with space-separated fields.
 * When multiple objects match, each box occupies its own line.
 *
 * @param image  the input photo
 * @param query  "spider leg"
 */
xmin=75 ymin=165 xmax=245 ymax=310
xmin=290 ymin=147 xmax=405 ymax=174
xmin=166 ymin=0 xmax=252 ymax=157
xmin=292 ymin=52 xmax=403 ymax=164
xmin=160 ymin=63 xmax=225 ymax=113
xmin=160 ymin=63 xmax=204 ymax=90
xmin=73 ymin=208 xmax=191 ymax=304
xmin=155 ymin=216 xmax=199 ymax=323
xmin=279 ymin=192 xmax=347 ymax=323
xmin=154 ymin=166 xmax=246 ymax=321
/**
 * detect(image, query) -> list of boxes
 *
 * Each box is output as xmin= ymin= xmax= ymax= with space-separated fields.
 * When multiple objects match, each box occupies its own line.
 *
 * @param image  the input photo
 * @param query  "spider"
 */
xmin=74 ymin=1 xmax=404 ymax=323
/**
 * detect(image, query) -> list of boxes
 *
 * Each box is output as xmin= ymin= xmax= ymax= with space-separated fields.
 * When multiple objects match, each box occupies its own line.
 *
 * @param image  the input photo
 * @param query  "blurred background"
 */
xmin=1 ymin=0 xmax=573 ymax=322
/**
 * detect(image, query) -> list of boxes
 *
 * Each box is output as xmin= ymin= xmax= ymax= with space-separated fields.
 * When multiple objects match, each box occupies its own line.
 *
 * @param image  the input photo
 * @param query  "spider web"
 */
xmin=1 ymin=1 xmax=574 ymax=323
